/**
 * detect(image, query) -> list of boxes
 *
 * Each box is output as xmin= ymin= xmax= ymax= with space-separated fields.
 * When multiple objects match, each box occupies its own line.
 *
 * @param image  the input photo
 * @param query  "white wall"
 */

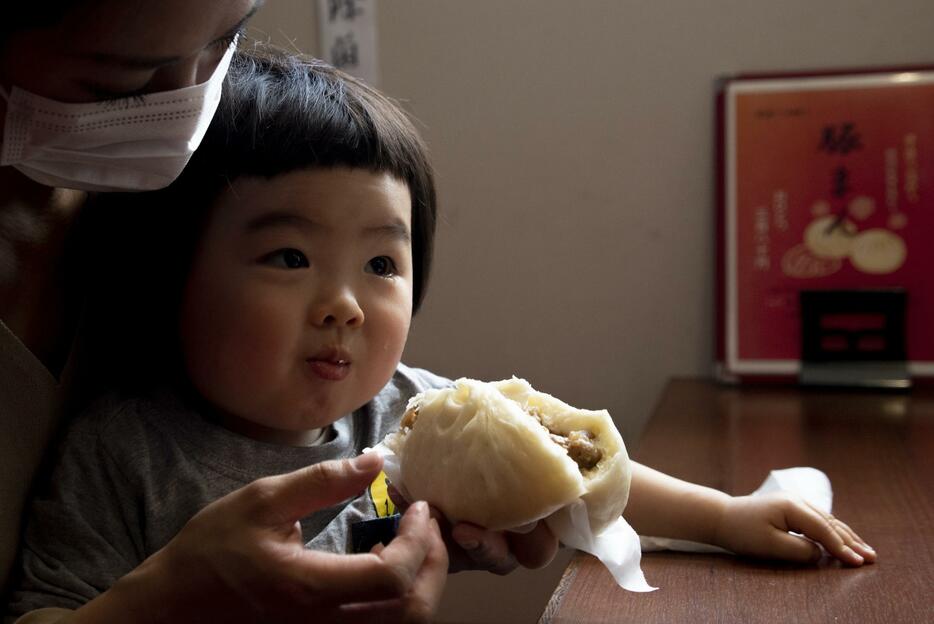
xmin=250 ymin=2 xmax=934 ymax=622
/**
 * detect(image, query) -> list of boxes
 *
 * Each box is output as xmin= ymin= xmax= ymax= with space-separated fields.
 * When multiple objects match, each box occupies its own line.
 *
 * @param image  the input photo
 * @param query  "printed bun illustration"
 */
xmin=383 ymin=378 xmax=631 ymax=533
xmin=804 ymin=215 xmax=857 ymax=259
xmin=850 ymin=229 xmax=906 ymax=274
xmin=848 ymin=196 xmax=876 ymax=221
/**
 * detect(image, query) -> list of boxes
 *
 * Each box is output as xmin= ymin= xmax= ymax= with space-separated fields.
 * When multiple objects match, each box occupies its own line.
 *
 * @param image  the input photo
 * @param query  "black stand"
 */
xmin=799 ymin=289 xmax=910 ymax=390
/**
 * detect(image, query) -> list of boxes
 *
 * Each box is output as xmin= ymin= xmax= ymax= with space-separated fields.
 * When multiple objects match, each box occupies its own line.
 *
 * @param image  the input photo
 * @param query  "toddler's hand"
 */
xmin=388 ymin=485 xmax=558 ymax=574
xmin=445 ymin=516 xmax=557 ymax=574
xmin=712 ymin=492 xmax=876 ymax=566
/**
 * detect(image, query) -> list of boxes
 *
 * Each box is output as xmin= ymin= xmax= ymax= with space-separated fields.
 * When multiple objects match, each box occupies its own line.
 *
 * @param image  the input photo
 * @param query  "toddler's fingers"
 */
xmin=507 ymin=521 xmax=539 ymax=534
xmin=803 ymin=502 xmax=875 ymax=561
xmin=451 ymin=523 xmax=517 ymax=575
xmin=832 ymin=517 xmax=877 ymax=563
xmin=786 ymin=504 xmax=864 ymax=566
xmin=507 ymin=521 xmax=558 ymax=570
xmin=387 ymin=483 xmax=409 ymax=511
xmin=769 ymin=531 xmax=822 ymax=563
xmin=425 ymin=504 xmax=450 ymax=528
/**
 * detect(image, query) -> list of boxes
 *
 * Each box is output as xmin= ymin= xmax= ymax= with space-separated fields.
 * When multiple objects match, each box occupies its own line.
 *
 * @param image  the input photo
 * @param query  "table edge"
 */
xmin=537 ymin=552 xmax=583 ymax=624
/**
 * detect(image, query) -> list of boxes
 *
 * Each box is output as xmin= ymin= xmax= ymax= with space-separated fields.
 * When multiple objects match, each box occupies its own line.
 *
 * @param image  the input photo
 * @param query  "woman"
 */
xmin=0 ymin=2 xmax=479 ymax=621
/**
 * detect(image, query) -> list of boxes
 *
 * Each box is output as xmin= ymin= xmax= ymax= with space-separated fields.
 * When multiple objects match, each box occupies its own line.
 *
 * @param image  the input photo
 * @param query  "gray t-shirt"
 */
xmin=5 ymin=364 xmax=450 ymax=619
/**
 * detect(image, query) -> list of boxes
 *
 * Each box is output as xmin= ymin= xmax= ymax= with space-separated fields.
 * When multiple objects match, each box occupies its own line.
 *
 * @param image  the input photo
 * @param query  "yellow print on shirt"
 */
xmin=368 ymin=470 xmax=396 ymax=518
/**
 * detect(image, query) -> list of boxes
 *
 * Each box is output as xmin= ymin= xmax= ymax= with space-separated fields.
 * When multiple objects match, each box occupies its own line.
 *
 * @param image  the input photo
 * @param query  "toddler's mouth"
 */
xmin=307 ymin=348 xmax=352 ymax=381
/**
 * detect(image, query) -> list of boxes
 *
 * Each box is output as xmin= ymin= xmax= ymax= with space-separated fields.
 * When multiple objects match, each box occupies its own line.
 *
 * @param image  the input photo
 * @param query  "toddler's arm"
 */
xmin=624 ymin=462 xmax=876 ymax=565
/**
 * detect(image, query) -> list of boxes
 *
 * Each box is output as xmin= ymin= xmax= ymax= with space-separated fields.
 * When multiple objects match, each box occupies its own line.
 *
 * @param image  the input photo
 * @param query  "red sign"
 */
xmin=718 ymin=69 xmax=934 ymax=379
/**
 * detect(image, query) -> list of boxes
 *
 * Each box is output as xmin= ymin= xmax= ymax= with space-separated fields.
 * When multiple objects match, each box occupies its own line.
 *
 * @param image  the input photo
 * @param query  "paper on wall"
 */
xmin=316 ymin=0 xmax=379 ymax=86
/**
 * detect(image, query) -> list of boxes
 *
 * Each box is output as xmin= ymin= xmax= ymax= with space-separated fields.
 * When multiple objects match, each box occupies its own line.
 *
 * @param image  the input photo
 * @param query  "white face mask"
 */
xmin=0 ymin=37 xmax=237 ymax=192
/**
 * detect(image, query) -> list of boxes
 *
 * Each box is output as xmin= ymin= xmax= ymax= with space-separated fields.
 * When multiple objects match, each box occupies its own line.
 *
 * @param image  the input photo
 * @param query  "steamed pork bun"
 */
xmin=383 ymin=377 xmax=631 ymax=533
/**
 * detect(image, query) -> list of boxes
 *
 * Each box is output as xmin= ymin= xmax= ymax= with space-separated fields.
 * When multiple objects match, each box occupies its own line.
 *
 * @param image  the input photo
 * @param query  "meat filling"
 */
xmin=400 ymin=401 xmax=602 ymax=471
xmin=528 ymin=408 xmax=602 ymax=471
xmin=400 ymin=406 xmax=419 ymax=431
xmin=561 ymin=430 xmax=602 ymax=471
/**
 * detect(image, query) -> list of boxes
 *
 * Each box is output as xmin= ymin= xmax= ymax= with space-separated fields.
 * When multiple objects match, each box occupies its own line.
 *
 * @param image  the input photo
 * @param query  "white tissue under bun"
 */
xmin=383 ymin=377 xmax=631 ymax=533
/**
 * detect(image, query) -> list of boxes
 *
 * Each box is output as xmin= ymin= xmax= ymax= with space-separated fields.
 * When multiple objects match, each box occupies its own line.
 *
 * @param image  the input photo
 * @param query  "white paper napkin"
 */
xmin=639 ymin=467 xmax=833 ymax=553
xmin=546 ymin=501 xmax=655 ymax=592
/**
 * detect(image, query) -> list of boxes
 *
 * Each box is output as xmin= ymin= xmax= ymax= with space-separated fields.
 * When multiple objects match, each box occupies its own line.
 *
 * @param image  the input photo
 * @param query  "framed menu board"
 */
xmin=716 ymin=67 xmax=934 ymax=382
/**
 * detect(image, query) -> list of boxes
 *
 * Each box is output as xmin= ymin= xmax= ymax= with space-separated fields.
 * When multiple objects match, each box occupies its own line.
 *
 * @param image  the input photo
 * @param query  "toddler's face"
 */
xmin=179 ymin=167 xmax=414 ymax=445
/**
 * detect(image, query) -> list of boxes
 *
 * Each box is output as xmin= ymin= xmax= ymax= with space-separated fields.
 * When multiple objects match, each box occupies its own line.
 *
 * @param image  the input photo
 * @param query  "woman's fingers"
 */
xmin=143 ymin=464 xmax=447 ymax=623
xmin=339 ymin=534 xmax=447 ymax=624
xmin=407 ymin=516 xmax=450 ymax=620
xmin=286 ymin=551 xmax=420 ymax=604
xmin=283 ymin=502 xmax=444 ymax=604
xmin=338 ymin=599 xmax=431 ymax=624
xmin=250 ymin=453 xmax=385 ymax=526
xmin=377 ymin=502 xmax=442 ymax=591
xmin=338 ymin=512 xmax=448 ymax=623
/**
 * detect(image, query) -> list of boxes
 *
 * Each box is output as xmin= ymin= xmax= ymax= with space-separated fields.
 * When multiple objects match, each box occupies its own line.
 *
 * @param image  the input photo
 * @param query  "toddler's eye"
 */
xmin=262 ymin=248 xmax=309 ymax=269
xmin=367 ymin=256 xmax=397 ymax=277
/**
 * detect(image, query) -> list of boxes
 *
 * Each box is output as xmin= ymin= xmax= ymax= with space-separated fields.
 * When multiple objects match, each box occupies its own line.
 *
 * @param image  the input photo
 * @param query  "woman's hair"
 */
xmin=0 ymin=1 xmax=86 ymax=43
xmin=71 ymin=46 xmax=437 ymax=403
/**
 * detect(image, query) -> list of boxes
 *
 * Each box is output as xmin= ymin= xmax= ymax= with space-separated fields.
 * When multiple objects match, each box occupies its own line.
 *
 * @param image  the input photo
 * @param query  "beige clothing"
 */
xmin=0 ymin=320 xmax=60 ymax=593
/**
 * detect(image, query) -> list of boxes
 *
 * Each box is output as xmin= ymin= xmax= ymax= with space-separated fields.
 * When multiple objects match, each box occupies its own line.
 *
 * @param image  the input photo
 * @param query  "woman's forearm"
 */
xmin=623 ymin=462 xmax=730 ymax=544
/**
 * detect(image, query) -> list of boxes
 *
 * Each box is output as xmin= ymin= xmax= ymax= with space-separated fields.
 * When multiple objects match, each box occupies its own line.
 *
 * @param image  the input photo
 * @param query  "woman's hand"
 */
xmin=73 ymin=453 xmax=448 ymax=624
xmin=389 ymin=486 xmax=559 ymax=574
xmin=712 ymin=492 xmax=877 ymax=566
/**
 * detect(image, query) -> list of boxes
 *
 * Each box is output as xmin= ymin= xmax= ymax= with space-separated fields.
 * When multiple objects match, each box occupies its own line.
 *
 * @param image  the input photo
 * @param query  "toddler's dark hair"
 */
xmin=197 ymin=48 xmax=436 ymax=304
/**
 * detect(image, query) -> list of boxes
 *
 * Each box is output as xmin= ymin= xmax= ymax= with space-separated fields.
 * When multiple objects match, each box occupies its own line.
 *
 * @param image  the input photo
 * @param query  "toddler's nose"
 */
xmin=310 ymin=289 xmax=364 ymax=328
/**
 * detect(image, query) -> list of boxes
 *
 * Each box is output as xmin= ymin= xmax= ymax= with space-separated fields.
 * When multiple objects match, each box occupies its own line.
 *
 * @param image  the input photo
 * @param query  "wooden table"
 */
xmin=540 ymin=378 xmax=934 ymax=623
